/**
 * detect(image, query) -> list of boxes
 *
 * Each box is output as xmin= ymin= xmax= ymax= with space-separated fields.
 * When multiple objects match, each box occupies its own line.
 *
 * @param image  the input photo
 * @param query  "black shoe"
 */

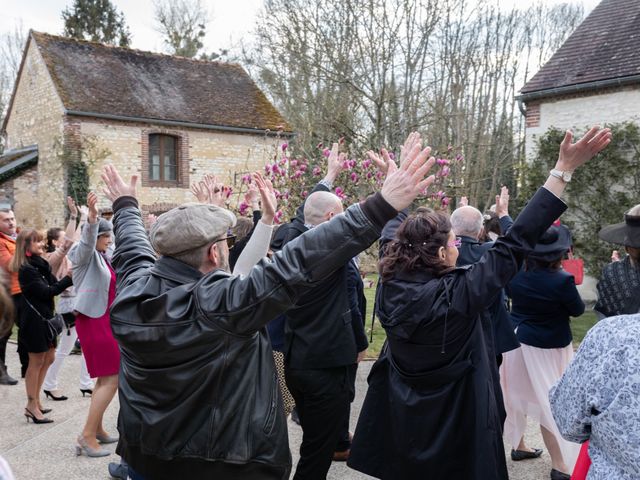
xmin=43 ymin=390 xmax=68 ymax=401
xmin=24 ymin=408 xmax=53 ymax=424
xmin=290 ymin=407 xmax=301 ymax=425
xmin=108 ymin=461 xmax=129 ymax=479
xmin=80 ymin=388 xmax=93 ymax=397
xmin=40 ymin=408 xmax=52 ymax=414
xmin=550 ymin=468 xmax=571 ymax=480
xmin=0 ymin=371 xmax=18 ymax=385
xmin=511 ymin=448 xmax=543 ymax=461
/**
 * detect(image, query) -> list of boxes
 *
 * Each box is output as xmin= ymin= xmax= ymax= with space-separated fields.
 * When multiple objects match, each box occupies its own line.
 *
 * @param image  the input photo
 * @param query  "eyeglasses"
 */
xmin=447 ymin=237 xmax=462 ymax=248
xmin=215 ymin=234 xmax=236 ymax=249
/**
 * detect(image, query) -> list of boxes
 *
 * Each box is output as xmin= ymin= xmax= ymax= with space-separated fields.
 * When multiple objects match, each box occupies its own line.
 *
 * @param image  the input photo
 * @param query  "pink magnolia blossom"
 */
xmin=281 ymin=143 xmax=288 ymax=151
xmin=238 ymin=201 xmax=249 ymax=216
xmin=290 ymin=159 xmax=298 ymax=167
xmin=439 ymin=166 xmax=450 ymax=177
xmin=316 ymin=142 xmax=324 ymax=149
xmin=264 ymin=165 xmax=271 ymax=174
xmin=322 ymin=148 xmax=331 ymax=157
xmin=388 ymin=152 xmax=396 ymax=160
xmin=366 ymin=172 xmax=373 ymax=179
xmin=312 ymin=166 xmax=322 ymax=176
xmin=441 ymin=197 xmax=450 ymax=207
xmin=299 ymin=164 xmax=307 ymax=172
xmin=348 ymin=159 xmax=357 ymax=169
xmin=436 ymin=158 xmax=449 ymax=166
xmin=335 ymin=187 xmax=345 ymax=199
xmin=362 ymin=159 xmax=372 ymax=169
xmin=301 ymin=190 xmax=308 ymax=198
xmin=241 ymin=174 xmax=251 ymax=184
xmin=436 ymin=190 xmax=445 ymax=199
xmin=350 ymin=172 xmax=359 ymax=183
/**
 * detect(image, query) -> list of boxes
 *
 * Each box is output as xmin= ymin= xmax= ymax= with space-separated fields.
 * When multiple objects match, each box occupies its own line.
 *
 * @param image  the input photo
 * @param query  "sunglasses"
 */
xmin=447 ymin=237 xmax=462 ymax=248
xmin=215 ymin=234 xmax=236 ymax=249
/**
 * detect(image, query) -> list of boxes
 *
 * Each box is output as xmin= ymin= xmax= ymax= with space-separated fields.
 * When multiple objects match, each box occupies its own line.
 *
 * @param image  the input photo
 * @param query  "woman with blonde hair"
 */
xmin=68 ymin=192 xmax=119 ymax=457
xmin=11 ymin=229 xmax=72 ymax=424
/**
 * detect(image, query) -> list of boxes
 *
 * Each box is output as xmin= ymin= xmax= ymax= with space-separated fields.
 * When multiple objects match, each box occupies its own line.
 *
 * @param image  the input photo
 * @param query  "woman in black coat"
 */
xmin=347 ymin=126 xmax=611 ymax=480
xmin=11 ymin=229 xmax=72 ymax=424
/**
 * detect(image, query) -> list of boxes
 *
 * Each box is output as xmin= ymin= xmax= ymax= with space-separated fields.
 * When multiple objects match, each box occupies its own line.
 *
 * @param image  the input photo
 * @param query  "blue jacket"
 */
xmin=508 ymin=267 xmax=584 ymax=349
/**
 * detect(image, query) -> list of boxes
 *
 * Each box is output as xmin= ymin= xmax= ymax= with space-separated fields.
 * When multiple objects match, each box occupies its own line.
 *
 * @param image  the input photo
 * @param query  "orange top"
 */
xmin=0 ymin=233 xmax=19 ymax=295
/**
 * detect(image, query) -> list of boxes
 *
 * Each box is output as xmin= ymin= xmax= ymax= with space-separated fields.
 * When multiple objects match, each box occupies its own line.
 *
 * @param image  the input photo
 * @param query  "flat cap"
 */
xmin=150 ymin=203 xmax=236 ymax=256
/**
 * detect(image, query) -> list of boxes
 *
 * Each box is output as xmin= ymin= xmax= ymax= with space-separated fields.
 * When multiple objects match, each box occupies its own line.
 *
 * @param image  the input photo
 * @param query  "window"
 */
xmin=149 ymin=134 xmax=178 ymax=182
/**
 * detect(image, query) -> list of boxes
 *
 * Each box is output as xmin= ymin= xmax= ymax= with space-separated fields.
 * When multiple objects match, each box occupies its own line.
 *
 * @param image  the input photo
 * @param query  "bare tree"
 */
xmin=0 ymin=21 xmax=27 ymax=152
xmin=153 ymin=0 xmax=209 ymax=58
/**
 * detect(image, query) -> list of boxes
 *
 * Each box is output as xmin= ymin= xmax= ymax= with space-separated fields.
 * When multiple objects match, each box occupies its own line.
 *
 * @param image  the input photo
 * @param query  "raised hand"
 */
xmin=252 ymin=172 xmax=277 ymax=223
xmin=191 ymin=181 xmax=208 ymax=203
xmin=398 ymin=132 xmax=421 ymax=167
xmin=325 ymin=142 xmax=344 ymax=183
xmin=367 ymin=149 xmax=393 ymax=175
xmin=368 ymin=131 xmax=421 ymax=176
xmin=101 ymin=165 xmax=138 ymax=202
xmin=459 ymin=196 xmax=469 ymax=207
xmin=78 ymin=205 xmax=89 ymax=219
xmin=87 ymin=192 xmax=99 ymax=223
xmin=244 ymin=182 xmax=260 ymax=210
xmin=556 ymin=126 xmax=612 ymax=172
xmin=380 ymin=141 xmax=436 ymax=211
xmin=495 ymin=186 xmax=509 ymax=218
xmin=67 ymin=196 xmax=78 ymax=218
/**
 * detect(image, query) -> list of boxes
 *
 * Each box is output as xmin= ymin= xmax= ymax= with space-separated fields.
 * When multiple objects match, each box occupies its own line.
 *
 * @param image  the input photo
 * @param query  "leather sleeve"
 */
xmin=347 ymin=261 xmax=369 ymax=352
xmin=450 ymin=188 xmax=567 ymax=319
xmin=196 ymin=202 xmax=388 ymax=335
xmin=111 ymin=199 xmax=157 ymax=290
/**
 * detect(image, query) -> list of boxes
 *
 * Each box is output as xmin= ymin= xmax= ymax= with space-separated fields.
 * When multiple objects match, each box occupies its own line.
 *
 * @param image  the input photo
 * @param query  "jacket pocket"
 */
xmin=262 ymin=374 xmax=278 ymax=435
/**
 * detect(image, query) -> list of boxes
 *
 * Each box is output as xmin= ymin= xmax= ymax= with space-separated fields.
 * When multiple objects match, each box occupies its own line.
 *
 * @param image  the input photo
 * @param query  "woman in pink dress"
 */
xmin=68 ymin=192 xmax=119 ymax=457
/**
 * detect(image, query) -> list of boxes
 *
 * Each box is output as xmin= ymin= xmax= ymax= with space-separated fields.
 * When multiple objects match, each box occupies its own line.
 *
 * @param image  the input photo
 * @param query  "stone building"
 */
xmin=518 ymin=0 xmax=640 ymax=161
xmin=0 ymin=31 xmax=292 ymax=228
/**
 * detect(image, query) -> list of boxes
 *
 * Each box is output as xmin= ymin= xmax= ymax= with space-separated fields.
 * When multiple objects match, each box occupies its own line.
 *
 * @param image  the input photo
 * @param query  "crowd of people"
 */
xmin=0 ymin=126 xmax=638 ymax=480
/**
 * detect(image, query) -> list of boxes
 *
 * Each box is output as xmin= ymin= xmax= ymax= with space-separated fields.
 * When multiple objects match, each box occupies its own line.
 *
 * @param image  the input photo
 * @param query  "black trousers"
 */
xmin=286 ymin=365 xmax=353 ymax=480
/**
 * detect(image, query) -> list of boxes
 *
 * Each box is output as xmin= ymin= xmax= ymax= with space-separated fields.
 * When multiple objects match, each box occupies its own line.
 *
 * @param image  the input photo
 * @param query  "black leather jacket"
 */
xmin=108 ymin=194 xmax=395 ymax=478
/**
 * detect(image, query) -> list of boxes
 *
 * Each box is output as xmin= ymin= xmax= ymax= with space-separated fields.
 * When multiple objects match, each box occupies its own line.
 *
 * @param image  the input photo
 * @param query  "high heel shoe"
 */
xmin=24 ymin=408 xmax=53 ymax=424
xmin=75 ymin=436 xmax=110 ymax=457
xmin=80 ymin=388 xmax=93 ymax=397
xmin=43 ymin=390 xmax=68 ymax=401
xmin=40 ymin=408 xmax=52 ymax=414
xmin=96 ymin=433 xmax=119 ymax=444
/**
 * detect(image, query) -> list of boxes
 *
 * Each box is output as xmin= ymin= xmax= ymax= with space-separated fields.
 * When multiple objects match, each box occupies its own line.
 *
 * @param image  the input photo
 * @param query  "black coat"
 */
xmin=18 ymin=255 xmax=72 ymax=352
xmin=109 ymin=193 xmax=395 ymax=479
xmin=348 ymin=187 xmax=567 ymax=480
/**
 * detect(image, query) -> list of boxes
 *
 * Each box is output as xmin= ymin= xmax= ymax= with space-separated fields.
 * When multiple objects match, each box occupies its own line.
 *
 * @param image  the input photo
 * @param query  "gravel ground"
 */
xmin=0 ymin=347 xmax=554 ymax=479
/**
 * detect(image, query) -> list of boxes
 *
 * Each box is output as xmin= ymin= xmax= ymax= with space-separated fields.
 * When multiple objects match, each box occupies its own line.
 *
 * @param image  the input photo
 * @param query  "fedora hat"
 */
xmin=599 ymin=211 xmax=640 ymax=248
xmin=529 ymin=224 xmax=572 ymax=261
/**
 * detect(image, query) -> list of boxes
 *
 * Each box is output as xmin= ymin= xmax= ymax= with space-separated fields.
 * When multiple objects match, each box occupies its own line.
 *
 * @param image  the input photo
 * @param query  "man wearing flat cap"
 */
xmin=99 ymin=139 xmax=435 ymax=480
xmin=595 ymin=204 xmax=640 ymax=318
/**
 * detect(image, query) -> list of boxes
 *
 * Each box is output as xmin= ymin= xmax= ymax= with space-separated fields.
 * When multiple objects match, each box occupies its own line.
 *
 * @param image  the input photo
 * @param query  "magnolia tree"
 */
xmin=232 ymin=136 xmax=464 ymax=223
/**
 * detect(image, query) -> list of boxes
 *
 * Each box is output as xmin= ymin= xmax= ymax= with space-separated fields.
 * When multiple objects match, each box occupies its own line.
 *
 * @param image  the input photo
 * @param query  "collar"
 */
xmin=150 ymin=256 xmax=204 ymax=283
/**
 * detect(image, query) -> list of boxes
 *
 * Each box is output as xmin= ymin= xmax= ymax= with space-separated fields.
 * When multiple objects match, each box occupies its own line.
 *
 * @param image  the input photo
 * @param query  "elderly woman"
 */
xmin=594 ymin=205 xmax=640 ymax=318
xmin=346 ymin=126 xmax=611 ymax=480
xmin=68 ymin=192 xmax=119 ymax=457
xmin=550 ymin=313 xmax=640 ymax=479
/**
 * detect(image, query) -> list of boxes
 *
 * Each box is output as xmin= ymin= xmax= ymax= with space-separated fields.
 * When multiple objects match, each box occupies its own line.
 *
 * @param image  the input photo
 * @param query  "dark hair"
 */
xmin=46 ymin=227 xmax=64 ymax=253
xmin=481 ymin=211 xmax=502 ymax=242
xmin=524 ymin=256 xmax=563 ymax=272
xmin=379 ymin=210 xmax=453 ymax=281
xmin=232 ymin=217 xmax=253 ymax=242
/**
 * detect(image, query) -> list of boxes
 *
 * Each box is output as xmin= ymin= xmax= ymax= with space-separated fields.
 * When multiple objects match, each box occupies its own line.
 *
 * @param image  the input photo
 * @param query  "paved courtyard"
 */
xmin=0 ymin=346 xmax=553 ymax=479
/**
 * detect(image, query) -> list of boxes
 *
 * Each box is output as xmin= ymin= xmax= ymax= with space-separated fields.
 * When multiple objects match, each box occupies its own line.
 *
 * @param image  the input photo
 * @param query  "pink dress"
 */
xmin=74 ymin=263 xmax=120 ymax=378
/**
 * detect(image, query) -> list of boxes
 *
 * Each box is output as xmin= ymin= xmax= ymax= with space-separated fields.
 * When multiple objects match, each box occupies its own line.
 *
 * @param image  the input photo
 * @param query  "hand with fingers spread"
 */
xmin=102 ymin=165 xmax=138 ymax=202
xmin=67 ymin=196 xmax=79 ymax=218
xmin=244 ymin=182 xmax=261 ymax=211
xmin=495 ymin=187 xmax=509 ymax=218
xmin=368 ymin=131 xmax=422 ymax=176
xmin=459 ymin=196 xmax=469 ymax=207
xmin=252 ymin=173 xmax=277 ymax=224
xmin=191 ymin=181 xmax=209 ymax=203
xmin=380 ymin=141 xmax=436 ymax=211
xmin=78 ymin=205 xmax=89 ymax=220
xmin=556 ymin=126 xmax=612 ymax=172
xmin=87 ymin=191 xmax=99 ymax=224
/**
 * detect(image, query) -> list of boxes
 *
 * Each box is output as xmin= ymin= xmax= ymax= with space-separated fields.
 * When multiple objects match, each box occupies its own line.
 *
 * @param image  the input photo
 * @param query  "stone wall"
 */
xmin=2 ymin=34 xmax=66 ymax=228
xmin=78 ymin=118 xmax=284 ymax=214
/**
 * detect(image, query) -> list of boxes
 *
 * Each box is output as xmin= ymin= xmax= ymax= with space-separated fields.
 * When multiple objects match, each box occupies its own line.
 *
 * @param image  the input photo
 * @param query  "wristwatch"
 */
xmin=550 ymin=169 xmax=573 ymax=183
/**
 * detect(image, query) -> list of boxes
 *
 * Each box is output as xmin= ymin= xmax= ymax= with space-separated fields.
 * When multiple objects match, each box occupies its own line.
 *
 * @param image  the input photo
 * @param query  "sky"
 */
xmin=0 ymin=0 xmax=602 ymax=56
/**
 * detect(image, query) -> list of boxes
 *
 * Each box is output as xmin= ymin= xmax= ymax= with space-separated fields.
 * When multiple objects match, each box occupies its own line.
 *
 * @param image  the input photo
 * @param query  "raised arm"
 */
xmin=67 ymin=193 xmax=100 ymax=268
xmin=102 ymin=166 xmax=156 ymax=289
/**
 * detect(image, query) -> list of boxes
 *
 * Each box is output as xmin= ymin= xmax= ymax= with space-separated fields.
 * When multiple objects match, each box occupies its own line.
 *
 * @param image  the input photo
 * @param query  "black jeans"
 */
xmin=285 ymin=365 xmax=353 ymax=480
xmin=335 ymin=363 xmax=357 ymax=452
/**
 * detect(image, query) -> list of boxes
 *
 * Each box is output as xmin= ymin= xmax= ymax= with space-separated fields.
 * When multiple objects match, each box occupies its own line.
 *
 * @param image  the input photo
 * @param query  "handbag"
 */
xmin=562 ymin=249 xmax=584 ymax=285
xmin=22 ymin=296 xmax=64 ymax=338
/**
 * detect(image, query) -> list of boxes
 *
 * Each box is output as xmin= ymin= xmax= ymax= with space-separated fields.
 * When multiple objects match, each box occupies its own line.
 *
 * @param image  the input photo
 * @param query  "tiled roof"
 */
xmin=31 ymin=31 xmax=292 ymax=133
xmin=520 ymin=0 xmax=640 ymax=97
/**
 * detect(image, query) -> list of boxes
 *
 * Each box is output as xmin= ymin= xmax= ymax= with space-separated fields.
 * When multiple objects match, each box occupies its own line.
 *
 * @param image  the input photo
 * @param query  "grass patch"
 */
xmin=363 ymin=274 xmax=600 ymax=359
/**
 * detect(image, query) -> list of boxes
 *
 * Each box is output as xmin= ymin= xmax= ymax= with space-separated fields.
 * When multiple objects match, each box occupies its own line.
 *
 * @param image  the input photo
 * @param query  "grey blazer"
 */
xmin=68 ymin=221 xmax=111 ymax=318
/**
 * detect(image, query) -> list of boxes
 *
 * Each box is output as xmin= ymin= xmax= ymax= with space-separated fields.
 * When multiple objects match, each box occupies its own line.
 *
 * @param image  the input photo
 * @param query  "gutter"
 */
xmin=64 ymin=109 xmax=296 ymax=138
xmin=516 ymin=74 xmax=640 ymax=116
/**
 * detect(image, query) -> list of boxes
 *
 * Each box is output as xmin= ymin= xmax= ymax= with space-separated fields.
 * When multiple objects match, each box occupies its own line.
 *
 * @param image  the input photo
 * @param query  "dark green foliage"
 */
xmin=62 ymin=0 xmax=131 ymax=47
xmin=66 ymin=159 xmax=89 ymax=207
xmin=517 ymin=123 xmax=640 ymax=276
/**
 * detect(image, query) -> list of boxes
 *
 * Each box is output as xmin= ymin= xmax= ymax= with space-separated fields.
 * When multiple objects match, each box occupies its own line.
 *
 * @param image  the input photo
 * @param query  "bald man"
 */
xmin=283 ymin=191 xmax=368 ymax=480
